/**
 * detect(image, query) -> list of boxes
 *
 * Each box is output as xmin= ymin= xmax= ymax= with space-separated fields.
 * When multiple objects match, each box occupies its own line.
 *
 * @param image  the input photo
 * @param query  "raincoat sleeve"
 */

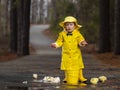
xmin=77 ymin=32 xmax=85 ymax=44
xmin=55 ymin=32 xmax=63 ymax=48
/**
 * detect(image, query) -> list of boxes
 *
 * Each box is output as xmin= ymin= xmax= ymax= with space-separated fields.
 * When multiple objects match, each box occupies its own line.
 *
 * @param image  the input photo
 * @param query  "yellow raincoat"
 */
xmin=55 ymin=29 xmax=85 ymax=70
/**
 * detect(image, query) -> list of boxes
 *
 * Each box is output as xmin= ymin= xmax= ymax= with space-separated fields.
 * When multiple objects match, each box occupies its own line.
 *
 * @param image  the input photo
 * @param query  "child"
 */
xmin=51 ymin=16 xmax=88 ymax=85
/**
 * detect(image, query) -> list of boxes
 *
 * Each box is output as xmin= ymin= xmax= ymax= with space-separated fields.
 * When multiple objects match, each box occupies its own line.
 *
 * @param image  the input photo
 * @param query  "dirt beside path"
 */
xmin=94 ymin=52 xmax=120 ymax=67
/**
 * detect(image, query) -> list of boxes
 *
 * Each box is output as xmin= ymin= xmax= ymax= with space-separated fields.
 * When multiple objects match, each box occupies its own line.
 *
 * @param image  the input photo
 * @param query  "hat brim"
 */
xmin=59 ymin=21 xmax=82 ymax=29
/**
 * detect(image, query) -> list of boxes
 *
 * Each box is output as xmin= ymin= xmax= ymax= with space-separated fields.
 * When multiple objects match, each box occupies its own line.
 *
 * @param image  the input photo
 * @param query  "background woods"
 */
xmin=0 ymin=0 xmax=120 ymax=57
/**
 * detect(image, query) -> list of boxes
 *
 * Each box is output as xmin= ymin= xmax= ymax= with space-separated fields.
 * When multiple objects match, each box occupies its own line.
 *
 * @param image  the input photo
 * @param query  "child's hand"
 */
xmin=79 ymin=41 xmax=88 ymax=47
xmin=51 ymin=43 xmax=57 ymax=48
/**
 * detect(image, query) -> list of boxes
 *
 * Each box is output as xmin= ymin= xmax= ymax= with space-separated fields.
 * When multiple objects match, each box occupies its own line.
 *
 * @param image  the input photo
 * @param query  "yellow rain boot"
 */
xmin=66 ymin=70 xmax=79 ymax=85
xmin=63 ymin=71 xmax=67 ymax=83
xmin=79 ymin=69 xmax=87 ymax=82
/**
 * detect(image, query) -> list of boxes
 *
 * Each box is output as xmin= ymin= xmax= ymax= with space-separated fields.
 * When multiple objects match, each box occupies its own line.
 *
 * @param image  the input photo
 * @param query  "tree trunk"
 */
xmin=39 ymin=0 xmax=44 ymax=24
xmin=10 ymin=0 xmax=31 ymax=56
xmin=0 ymin=0 xmax=1 ymax=36
xmin=0 ymin=0 xmax=8 ymax=36
xmin=10 ymin=0 xmax=18 ymax=53
xmin=22 ymin=0 xmax=31 ymax=55
xmin=17 ymin=0 xmax=24 ymax=55
xmin=17 ymin=0 xmax=31 ymax=56
xmin=114 ymin=0 xmax=120 ymax=55
xmin=98 ymin=0 xmax=111 ymax=53
xmin=30 ymin=0 xmax=37 ymax=24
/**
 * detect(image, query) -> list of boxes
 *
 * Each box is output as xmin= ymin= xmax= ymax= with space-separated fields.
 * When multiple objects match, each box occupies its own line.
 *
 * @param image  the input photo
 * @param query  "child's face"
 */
xmin=65 ymin=22 xmax=75 ymax=33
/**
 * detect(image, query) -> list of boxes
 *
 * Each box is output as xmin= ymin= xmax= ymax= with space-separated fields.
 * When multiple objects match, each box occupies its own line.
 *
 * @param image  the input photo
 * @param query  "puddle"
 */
xmin=7 ymin=86 xmax=28 ymax=90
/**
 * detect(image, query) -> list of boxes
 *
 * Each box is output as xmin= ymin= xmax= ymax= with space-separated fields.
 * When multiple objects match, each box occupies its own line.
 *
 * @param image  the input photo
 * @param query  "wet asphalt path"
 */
xmin=0 ymin=25 xmax=62 ymax=89
xmin=30 ymin=25 xmax=61 ymax=55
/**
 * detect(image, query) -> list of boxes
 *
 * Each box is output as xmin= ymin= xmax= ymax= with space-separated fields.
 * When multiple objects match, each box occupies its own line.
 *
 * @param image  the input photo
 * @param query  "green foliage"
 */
xmin=81 ymin=21 xmax=99 ymax=43
xmin=50 ymin=0 xmax=76 ymax=34
xmin=77 ymin=0 xmax=99 ymax=43
xmin=10 ymin=0 xmax=18 ymax=9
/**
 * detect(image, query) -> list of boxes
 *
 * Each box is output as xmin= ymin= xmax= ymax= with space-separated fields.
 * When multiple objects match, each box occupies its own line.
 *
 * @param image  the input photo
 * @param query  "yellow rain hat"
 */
xmin=59 ymin=16 xmax=82 ymax=29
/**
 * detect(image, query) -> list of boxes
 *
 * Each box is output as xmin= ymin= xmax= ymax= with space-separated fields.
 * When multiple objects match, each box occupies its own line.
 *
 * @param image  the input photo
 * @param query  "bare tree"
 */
xmin=22 ymin=0 xmax=31 ymax=55
xmin=0 ymin=0 xmax=9 ymax=36
xmin=17 ymin=0 xmax=24 ymax=55
xmin=39 ymin=0 xmax=45 ymax=24
xmin=10 ymin=0 xmax=18 ymax=53
xmin=0 ymin=0 xmax=1 ymax=36
xmin=17 ymin=0 xmax=31 ymax=55
xmin=114 ymin=0 xmax=120 ymax=55
xmin=98 ymin=0 xmax=111 ymax=53
xmin=10 ymin=0 xmax=31 ymax=56
xmin=30 ymin=0 xmax=38 ymax=24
